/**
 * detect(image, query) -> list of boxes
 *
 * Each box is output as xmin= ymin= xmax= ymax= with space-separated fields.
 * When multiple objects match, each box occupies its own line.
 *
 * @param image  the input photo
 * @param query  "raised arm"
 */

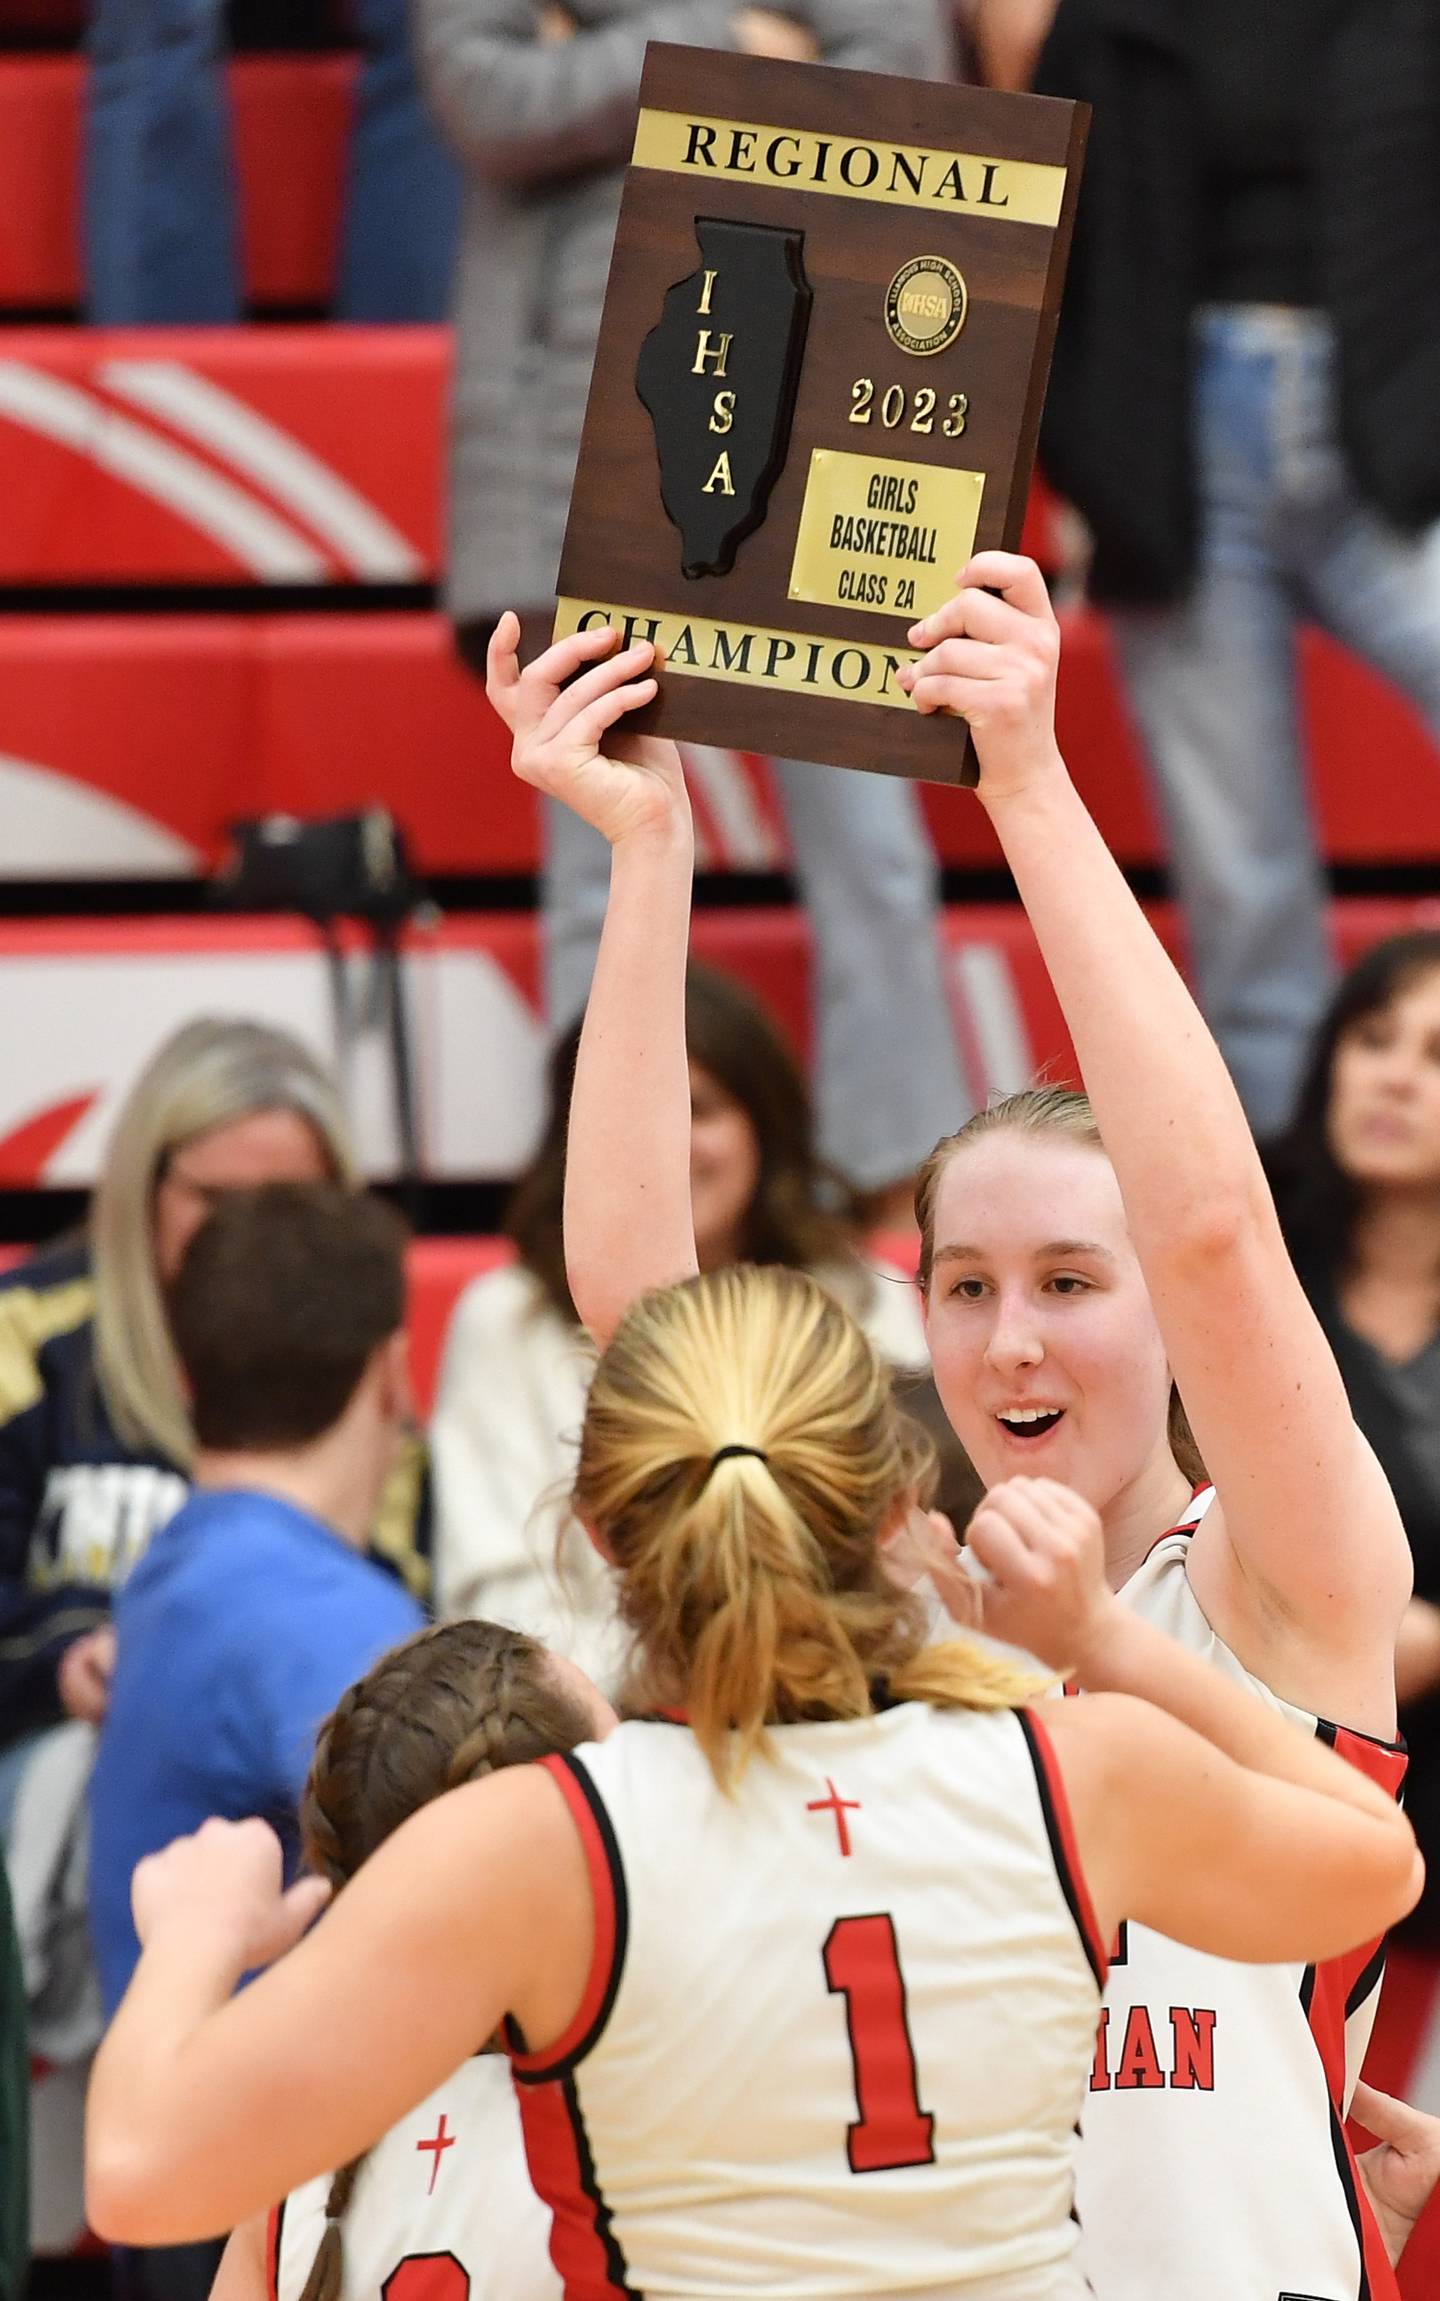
xmin=488 ymin=618 xmax=698 ymax=1345
xmin=905 ymin=558 xmax=1410 ymax=1728
xmin=87 ymin=1767 xmax=590 ymax=2245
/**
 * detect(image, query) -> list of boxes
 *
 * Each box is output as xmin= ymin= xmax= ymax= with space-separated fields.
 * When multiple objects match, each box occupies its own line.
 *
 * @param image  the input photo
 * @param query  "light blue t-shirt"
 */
xmin=88 ymin=1486 xmax=423 ymax=2013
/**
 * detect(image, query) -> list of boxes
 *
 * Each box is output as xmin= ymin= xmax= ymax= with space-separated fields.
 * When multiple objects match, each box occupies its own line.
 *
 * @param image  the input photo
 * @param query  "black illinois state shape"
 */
xmin=635 ymin=217 xmax=812 ymax=580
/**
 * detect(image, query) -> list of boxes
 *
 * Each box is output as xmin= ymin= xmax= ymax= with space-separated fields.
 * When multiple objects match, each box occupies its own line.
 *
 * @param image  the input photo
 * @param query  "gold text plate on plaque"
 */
xmin=787 ymin=449 xmax=985 ymax=622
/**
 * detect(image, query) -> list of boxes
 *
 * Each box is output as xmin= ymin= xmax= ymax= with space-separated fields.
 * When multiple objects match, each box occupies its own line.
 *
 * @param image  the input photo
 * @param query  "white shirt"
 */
xmin=511 ymin=1707 xmax=1102 ymax=2301
xmin=271 ymin=2056 xmax=558 ymax=2301
xmin=1075 ymin=1485 xmax=1405 ymax=2301
xmin=431 ymin=1258 xmax=929 ymax=1693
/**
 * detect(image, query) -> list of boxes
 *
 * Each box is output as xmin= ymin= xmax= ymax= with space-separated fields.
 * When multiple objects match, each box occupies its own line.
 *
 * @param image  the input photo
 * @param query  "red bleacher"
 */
xmin=0 ymin=55 xmax=356 ymax=310
xmin=0 ymin=601 xmax=1433 ymax=880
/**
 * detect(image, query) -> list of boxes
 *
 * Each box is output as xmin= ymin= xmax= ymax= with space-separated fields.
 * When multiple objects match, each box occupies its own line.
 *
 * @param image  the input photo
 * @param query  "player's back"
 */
xmin=271 ymin=2054 xmax=558 ymax=2301
xmin=512 ymin=1700 xmax=1104 ymax=2300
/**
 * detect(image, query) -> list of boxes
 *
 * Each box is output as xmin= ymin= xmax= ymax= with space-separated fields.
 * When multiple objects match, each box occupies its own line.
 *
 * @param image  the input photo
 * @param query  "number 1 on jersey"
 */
xmin=824 ymin=1913 xmax=936 ymax=2173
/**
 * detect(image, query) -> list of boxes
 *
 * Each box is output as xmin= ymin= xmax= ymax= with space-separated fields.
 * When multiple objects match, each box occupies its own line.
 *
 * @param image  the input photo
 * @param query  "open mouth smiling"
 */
xmin=995 ymin=1407 xmax=1066 ymax=1440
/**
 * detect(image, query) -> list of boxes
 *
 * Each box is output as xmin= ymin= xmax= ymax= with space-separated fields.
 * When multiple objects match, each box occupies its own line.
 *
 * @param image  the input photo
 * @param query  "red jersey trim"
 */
xmin=516 ymin=2071 xmax=637 ymax=2301
xmin=508 ymin=1752 xmax=628 ymax=2082
xmin=1017 ymin=1707 xmax=1109 ymax=1990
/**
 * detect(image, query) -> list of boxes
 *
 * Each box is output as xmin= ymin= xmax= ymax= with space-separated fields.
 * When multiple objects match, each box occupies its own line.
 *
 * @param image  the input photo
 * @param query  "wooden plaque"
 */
xmin=556 ymin=47 xmax=1088 ymax=785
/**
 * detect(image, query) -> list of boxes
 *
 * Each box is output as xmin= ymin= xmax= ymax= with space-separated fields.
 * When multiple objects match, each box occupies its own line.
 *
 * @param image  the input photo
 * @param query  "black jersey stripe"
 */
xmin=510 ymin=1751 xmax=630 ymax=2085
xmin=1016 ymin=1708 xmax=1106 ymax=1991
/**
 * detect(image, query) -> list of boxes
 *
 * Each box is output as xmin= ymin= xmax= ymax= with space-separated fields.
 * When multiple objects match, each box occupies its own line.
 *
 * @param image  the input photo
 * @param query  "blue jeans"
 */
xmin=1112 ymin=307 xmax=1440 ymax=1136
xmin=84 ymin=0 xmax=459 ymax=321
xmin=546 ymin=769 xmax=970 ymax=1192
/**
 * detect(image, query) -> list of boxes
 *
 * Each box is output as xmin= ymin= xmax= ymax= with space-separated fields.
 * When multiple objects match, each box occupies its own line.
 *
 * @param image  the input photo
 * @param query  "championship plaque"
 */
xmin=555 ymin=47 xmax=1087 ymax=785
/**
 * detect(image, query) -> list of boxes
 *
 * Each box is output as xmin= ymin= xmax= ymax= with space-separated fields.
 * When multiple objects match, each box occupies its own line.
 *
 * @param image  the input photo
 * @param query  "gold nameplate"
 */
xmin=554 ymin=596 xmax=921 ymax=711
xmin=631 ymin=108 xmax=1067 ymax=229
xmin=787 ymin=449 xmax=985 ymax=622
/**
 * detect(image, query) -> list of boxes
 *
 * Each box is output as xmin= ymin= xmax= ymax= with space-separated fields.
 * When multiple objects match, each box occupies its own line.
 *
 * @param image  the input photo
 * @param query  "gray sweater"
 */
xmin=418 ymin=0 xmax=948 ymax=622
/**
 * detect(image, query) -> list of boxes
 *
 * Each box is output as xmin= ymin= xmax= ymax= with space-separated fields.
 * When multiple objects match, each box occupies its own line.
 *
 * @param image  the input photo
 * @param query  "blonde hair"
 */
xmin=914 ymin=1085 xmax=1205 ymax=1485
xmin=91 ymin=1018 xmax=356 ymax=1466
xmin=574 ymin=1264 xmax=1042 ymax=1786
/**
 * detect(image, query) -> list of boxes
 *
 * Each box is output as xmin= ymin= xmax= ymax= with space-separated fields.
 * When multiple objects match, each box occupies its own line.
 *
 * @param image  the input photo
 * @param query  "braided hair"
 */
xmin=292 ymin=1620 xmax=598 ymax=2301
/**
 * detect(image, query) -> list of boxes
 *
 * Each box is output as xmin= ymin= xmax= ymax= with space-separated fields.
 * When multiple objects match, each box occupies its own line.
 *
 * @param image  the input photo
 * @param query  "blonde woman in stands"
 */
xmin=84 ymin=686 xmax=1418 ymax=2301
xmin=0 ymin=1018 xmax=428 ymax=1766
xmin=212 ymin=1619 xmax=614 ymax=2301
xmin=432 ymin=968 xmax=931 ymax=1692
xmin=484 ymin=554 xmax=1422 ymax=2301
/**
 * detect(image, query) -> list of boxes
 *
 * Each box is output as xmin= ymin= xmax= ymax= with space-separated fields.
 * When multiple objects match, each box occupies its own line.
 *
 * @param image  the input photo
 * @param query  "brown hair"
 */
xmin=914 ymin=1086 xmax=1206 ymax=1486
xmin=508 ymin=964 xmax=859 ymax=1322
xmin=168 ymin=1183 xmax=407 ymax=1451
xmin=294 ymin=1620 xmax=597 ymax=2301
xmin=574 ymin=1263 xmax=1043 ymax=1789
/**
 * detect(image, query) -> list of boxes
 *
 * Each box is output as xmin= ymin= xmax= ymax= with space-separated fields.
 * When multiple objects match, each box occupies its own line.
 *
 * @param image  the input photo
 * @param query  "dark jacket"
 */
xmin=1300 ymin=1259 xmax=1440 ymax=1946
xmin=1035 ymin=0 xmax=1440 ymax=603
xmin=0 ymin=1239 xmax=431 ymax=1749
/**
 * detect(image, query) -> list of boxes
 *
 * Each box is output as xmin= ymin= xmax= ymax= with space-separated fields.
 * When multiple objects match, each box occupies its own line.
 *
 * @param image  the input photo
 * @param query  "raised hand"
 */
xmin=964 ymin=1475 xmax=1112 ymax=1674
xmin=486 ymin=613 xmax=691 ymax=852
xmin=131 ymin=1816 xmax=331 ymax=1975
xmin=1353 ymin=2081 xmax=1440 ymax=2266
xmin=898 ymin=552 xmax=1064 ymax=803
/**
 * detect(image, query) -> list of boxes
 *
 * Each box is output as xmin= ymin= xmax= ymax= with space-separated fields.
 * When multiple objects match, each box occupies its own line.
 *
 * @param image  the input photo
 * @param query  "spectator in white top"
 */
xmin=432 ymin=966 xmax=935 ymax=1690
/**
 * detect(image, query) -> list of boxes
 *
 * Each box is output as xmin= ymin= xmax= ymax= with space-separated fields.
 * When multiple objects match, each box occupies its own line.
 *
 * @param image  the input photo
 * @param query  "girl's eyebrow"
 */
xmin=932 ymin=1238 xmax=1117 ymax=1267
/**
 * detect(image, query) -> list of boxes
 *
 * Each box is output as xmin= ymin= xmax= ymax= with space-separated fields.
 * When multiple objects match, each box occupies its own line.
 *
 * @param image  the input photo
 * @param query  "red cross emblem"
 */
xmin=806 ymin=1776 xmax=861 ymax=1857
xmin=416 ymin=2114 xmax=456 ymax=2193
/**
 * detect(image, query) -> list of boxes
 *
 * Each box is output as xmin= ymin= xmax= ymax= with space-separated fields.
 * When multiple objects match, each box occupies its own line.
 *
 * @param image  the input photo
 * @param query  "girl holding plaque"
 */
xmin=484 ymin=554 xmax=1426 ymax=2301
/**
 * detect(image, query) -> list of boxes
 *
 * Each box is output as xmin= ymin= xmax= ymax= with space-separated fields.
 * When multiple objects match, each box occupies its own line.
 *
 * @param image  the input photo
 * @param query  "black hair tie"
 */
xmin=707 ymin=1444 xmax=769 ymax=1471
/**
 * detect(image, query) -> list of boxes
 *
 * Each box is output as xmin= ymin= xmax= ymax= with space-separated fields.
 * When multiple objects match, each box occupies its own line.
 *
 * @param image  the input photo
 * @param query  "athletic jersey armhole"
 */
xmin=265 ymin=2200 xmax=284 ymax=2301
xmin=1016 ymin=1708 xmax=1109 ymax=1991
xmin=506 ymin=1751 xmax=629 ymax=2085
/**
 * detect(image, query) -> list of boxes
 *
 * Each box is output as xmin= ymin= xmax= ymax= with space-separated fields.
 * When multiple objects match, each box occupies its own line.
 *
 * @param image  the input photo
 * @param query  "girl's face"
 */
xmin=152 ymin=1108 xmax=331 ymax=1282
xmin=690 ymin=1063 xmax=762 ymax=1270
xmin=922 ymin=1131 xmax=1174 ymax=1516
xmin=1327 ymin=968 xmax=1440 ymax=1193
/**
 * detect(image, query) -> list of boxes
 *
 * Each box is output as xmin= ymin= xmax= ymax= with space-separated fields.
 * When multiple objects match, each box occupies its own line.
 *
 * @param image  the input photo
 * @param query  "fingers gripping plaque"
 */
xmin=636 ymin=216 xmax=812 ymax=580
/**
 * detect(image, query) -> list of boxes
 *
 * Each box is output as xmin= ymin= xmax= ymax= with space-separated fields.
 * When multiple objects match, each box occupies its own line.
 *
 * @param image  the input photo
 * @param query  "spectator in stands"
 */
xmin=0 ymin=1867 xmax=24 ymax=2301
xmin=84 ymin=0 xmax=460 ymax=321
xmin=1036 ymin=0 xmax=1440 ymax=1136
xmin=417 ymin=0 xmax=970 ymax=1224
xmin=88 ymin=1181 xmax=424 ymax=2301
xmin=425 ymin=961 xmax=943 ymax=1684
xmin=1268 ymin=931 xmax=1440 ymax=2096
xmin=431 ymin=964 xmax=946 ymax=1689
xmin=0 ymin=1016 xmax=427 ymax=1765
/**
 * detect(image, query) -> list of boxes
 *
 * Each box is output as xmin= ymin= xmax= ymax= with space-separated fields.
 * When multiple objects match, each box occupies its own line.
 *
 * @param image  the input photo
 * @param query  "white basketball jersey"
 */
xmin=1076 ymin=1485 xmax=1405 ymax=2301
xmin=508 ymin=1702 xmax=1105 ymax=2301
xmin=269 ymin=2056 xmax=559 ymax=2301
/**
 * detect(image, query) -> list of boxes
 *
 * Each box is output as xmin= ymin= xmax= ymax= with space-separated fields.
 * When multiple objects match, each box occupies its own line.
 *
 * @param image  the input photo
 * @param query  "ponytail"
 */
xmin=294 ymin=2159 xmax=363 ymax=2301
xmin=575 ymin=1266 xmax=1043 ymax=1784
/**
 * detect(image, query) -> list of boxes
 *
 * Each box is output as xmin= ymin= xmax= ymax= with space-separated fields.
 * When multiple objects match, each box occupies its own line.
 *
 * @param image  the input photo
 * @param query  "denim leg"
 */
xmin=84 ymin=0 xmax=240 ymax=322
xmin=542 ymin=760 xmax=970 ymax=1185
xmin=1112 ymin=586 xmax=1327 ymax=1137
xmin=771 ymin=756 xmax=970 ymax=1187
xmin=541 ymin=795 xmax=612 ymax=1035
xmin=337 ymin=0 xmax=461 ymax=320
xmin=1110 ymin=315 xmax=1334 ymax=1136
xmin=1296 ymin=510 xmax=1440 ymax=745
